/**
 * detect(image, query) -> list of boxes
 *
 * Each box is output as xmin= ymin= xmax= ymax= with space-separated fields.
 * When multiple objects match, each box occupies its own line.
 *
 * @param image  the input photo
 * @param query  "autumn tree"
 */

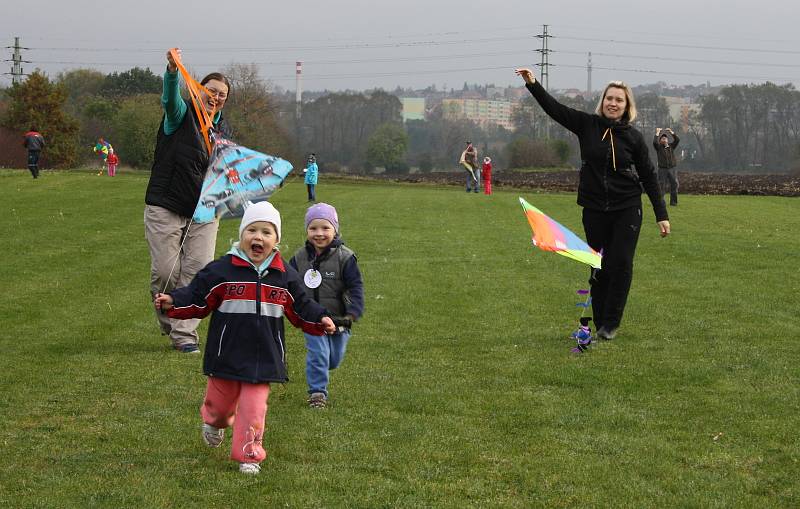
xmin=222 ymin=63 xmax=293 ymax=160
xmin=2 ymin=71 xmax=80 ymax=167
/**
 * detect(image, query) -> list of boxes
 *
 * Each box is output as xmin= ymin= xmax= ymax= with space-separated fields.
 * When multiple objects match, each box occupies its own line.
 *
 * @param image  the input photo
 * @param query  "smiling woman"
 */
xmin=514 ymin=67 xmax=670 ymax=344
xmin=143 ymin=48 xmax=234 ymax=354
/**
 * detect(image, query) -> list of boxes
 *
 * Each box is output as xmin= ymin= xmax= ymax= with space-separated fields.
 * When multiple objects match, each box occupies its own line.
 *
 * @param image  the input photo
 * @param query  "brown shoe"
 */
xmin=308 ymin=392 xmax=327 ymax=409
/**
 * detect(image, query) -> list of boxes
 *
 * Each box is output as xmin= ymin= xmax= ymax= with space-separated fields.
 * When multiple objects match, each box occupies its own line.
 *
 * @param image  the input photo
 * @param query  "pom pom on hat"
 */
xmin=239 ymin=201 xmax=281 ymax=242
xmin=304 ymin=202 xmax=339 ymax=233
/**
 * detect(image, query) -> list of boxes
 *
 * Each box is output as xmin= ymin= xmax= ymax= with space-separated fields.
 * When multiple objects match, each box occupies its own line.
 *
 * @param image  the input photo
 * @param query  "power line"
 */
xmin=556 ymin=35 xmax=800 ymax=55
xmin=557 ymin=50 xmax=800 ymax=69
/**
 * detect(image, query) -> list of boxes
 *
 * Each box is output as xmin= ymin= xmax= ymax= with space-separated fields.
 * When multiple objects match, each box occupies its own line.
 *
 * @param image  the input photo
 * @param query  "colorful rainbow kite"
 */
xmin=518 ymin=197 xmax=602 ymax=269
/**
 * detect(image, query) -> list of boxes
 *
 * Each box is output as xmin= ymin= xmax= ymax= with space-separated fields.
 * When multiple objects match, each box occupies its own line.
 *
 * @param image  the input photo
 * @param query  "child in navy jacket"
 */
xmin=155 ymin=201 xmax=335 ymax=474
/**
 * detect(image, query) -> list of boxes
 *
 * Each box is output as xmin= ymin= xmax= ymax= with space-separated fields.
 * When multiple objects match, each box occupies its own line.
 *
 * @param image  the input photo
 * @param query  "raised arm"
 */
xmin=515 ymin=68 xmax=591 ymax=135
xmin=162 ymin=49 xmax=188 ymax=135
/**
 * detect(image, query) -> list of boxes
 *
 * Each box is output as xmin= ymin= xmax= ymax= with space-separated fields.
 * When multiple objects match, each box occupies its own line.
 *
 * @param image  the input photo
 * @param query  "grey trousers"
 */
xmin=144 ymin=205 xmax=219 ymax=348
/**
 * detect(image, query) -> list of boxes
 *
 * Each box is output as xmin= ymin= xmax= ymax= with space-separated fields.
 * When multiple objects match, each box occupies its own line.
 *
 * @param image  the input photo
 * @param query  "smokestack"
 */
xmin=296 ymin=61 xmax=303 ymax=120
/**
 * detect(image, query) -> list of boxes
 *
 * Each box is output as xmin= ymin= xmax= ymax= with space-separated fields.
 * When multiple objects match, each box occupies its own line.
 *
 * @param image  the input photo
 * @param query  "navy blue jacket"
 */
xmin=526 ymin=81 xmax=668 ymax=222
xmin=168 ymin=252 xmax=327 ymax=384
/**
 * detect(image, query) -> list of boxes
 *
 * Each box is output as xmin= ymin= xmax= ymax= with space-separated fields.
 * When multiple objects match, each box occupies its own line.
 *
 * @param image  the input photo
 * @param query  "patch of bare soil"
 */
xmin=370 ymin=170 xmax=800 ymax=197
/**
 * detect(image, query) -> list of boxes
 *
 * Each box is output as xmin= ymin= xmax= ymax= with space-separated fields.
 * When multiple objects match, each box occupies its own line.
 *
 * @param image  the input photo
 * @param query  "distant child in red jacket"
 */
xmin=106 ymin=149 xmax=119 ymax=177
xmin=482 ymin=156 xmax=493 ymax=195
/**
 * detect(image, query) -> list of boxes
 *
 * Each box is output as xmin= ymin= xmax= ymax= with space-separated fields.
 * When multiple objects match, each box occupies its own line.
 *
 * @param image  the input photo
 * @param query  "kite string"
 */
xmin=160 ymin=216 xmax=196 ymax=295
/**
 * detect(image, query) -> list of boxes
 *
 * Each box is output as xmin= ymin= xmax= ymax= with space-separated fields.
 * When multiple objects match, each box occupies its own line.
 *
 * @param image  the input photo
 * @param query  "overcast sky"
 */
xmin=3 ymin=1 xmax=799 ymax=93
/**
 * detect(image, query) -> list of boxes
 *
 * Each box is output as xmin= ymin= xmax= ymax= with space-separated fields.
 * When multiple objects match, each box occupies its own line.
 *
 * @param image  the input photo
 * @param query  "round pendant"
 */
xmin=304 ymin=269 xmax=322 ymax=288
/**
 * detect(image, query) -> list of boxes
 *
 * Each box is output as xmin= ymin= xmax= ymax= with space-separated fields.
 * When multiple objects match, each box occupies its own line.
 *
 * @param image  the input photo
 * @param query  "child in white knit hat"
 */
xmin=155 ymin=201 xmax=335 ymax=474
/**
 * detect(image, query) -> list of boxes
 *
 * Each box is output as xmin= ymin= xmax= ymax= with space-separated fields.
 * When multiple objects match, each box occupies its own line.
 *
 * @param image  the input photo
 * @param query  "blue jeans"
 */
xmin=307 ymin=184 xmax=316 ymax=201
xmin=304 ymin=331 xmax=351 ymax=396
xmin=463 ymin=165 xmax=480 ymax=192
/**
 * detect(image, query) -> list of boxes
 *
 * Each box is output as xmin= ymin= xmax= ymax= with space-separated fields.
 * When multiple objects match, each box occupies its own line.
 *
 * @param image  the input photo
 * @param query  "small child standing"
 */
xmin=304 ymin=154 xmax=318 ymax=202
xmin=155 ymin=201 xmax=335 ymax=474
xmin=482 ymin=156 xmax=493 ymax=195
xmin=290 ymin=203 xmax=364 ymax=409
xmin=106 ymin=148 xmax=119 ymax=177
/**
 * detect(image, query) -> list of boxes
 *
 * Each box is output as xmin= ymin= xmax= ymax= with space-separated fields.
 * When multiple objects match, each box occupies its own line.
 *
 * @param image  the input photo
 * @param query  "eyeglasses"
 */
xmin=205 ymin=88 xmax=228 ymax=100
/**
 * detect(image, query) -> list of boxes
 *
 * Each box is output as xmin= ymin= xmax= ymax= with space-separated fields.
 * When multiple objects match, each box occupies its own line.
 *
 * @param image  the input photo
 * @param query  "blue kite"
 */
xmin=193 ymin=135 xmax=293 ymax=223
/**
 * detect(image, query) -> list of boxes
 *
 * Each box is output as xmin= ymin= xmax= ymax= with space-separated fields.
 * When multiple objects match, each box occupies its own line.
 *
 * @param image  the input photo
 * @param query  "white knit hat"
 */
xmin=239 ymin=201 xmax=281 ymax=242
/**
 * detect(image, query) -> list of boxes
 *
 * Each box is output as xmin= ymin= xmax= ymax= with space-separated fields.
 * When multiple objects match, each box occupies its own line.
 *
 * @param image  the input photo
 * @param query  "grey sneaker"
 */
xmin=202 ymin=423 xmax=224 ymax=447
xmin=308 ymin=392 xmax=327 ymax=409
xmin=179 ymin=343 xmax=200 ymax=354
xmin=239 ymin=462 xmax=261 ymax=474
xmin=597 ymin=327 xmax=618 ymax=340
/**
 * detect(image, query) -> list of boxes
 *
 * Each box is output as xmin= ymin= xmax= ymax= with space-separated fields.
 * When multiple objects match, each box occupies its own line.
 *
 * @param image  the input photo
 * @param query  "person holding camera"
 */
xmin=654 ymin=128 xmax=680 ymax=206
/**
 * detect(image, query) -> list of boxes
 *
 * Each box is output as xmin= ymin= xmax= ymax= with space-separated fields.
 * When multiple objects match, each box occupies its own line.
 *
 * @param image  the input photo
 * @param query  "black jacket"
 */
xmin=526 ymin=82 xmax=668 ymax=222
xmin=24 ymin=131 xmax=45 ymax=151
xmin=168 ymin=252 xmax=328 ymax=384
xmin=653 ymin=133 xmax=680 ymax=169
xmin=145 ymin=99 xmax=232 ymax=218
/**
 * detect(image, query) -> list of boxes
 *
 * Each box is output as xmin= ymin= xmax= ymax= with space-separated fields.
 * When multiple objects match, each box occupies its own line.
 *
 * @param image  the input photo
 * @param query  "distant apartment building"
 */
xmin=400 ymin=97 xmax=426 ymax=122
xmin=663 ymin=96 xmax=701 ymax=132
xmin=441 ymin=98 xmax=515 ymax=130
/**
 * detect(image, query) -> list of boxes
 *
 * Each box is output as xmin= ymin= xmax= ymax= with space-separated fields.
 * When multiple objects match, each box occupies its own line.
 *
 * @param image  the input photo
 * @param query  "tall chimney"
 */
xmin=295 ymin=61 xmax=303 ymax=120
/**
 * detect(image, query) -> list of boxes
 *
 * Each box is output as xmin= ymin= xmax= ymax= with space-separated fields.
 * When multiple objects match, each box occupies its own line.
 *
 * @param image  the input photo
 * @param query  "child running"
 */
xmin=155 ymin=201 xmax=335 ymax=474
xmin=290 ymin=203 xmax=364 ymax=409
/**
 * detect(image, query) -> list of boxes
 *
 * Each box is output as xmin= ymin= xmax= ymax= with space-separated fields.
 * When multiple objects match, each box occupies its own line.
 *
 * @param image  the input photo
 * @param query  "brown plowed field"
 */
xmin=367 ymin=170 xmax=800 ymax=197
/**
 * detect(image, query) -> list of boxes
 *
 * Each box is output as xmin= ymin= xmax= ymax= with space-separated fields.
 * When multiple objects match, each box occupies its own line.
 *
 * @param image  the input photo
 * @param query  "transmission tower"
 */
xmin=535 ymin=25 xmax=552 ymax=91
xmin=4 ymin=37 xmax=29 ymax=84
xmin=587 ymin=52 xmax=593 ymax=96
xmin=535 ymin=25 xmax=553 ymax=137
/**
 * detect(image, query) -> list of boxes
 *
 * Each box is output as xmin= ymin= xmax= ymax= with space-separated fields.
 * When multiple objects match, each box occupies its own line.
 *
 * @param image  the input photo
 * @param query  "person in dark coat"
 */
xmin=653 ymin=128 xmax=680 ymax=206
xmin=23 ymin=127 xmax=45 ymax=179
xmin=516 ymin=67 xmax=671 ymax=342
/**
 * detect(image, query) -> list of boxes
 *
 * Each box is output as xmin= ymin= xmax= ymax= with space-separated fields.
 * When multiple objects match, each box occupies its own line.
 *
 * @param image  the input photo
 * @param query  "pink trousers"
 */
xmin=200 ymin=378 xmax=271 ymax=464
xmin=107 ymin=163 xmax=117 ymax=176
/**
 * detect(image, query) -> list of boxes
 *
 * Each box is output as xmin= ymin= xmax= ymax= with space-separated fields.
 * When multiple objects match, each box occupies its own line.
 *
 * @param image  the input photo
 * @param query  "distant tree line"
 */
xmin=691 ymin=83 xmax=800 ymax=172
xmin=2 ymin=68 xmax=799 ymax=173
xmin=0 ymin=64 xmax=291 ymax=170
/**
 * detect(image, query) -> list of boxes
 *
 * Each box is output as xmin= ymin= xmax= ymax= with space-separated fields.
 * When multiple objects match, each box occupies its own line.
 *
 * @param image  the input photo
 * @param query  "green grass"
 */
xmin=0 ymin=168 xmax=797 ymax=508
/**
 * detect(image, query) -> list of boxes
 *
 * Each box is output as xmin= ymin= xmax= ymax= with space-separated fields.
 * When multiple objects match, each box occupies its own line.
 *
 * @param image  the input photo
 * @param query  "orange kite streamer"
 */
xmin=168 ymin=48 xmax=215 ymax=155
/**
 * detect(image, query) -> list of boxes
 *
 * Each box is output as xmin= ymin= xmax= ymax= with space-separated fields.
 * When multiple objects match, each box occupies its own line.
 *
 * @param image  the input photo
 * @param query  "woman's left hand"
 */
xmin=658 ymin=220 xmax=671 ymax=237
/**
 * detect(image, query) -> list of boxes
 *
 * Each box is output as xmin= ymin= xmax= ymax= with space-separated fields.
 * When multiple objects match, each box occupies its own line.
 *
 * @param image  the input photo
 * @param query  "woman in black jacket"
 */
xmin=515 ymin=68 xmax=671 ymax=340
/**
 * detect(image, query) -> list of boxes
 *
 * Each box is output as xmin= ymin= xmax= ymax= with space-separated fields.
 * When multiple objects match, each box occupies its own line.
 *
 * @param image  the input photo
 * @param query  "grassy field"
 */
xmin=0 ymin=168 xmax=797 ymax=508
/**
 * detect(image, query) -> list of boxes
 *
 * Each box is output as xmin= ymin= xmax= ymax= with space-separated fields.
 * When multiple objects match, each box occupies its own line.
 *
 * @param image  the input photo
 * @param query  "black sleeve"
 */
xmin=525 ymin=81 xmax=592 ymax=136
xmin=633 ymin=131 xmax=668 ymax=222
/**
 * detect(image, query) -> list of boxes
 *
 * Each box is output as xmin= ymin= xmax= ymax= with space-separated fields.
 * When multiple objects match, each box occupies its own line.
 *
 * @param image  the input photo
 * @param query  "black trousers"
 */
xmin=582 ymin=206 xmax=642 ymax=331
xmin=658 ymin=167 xmax=678 ymax=205
xmin=27 ymin=150 xmax=40 ymax=178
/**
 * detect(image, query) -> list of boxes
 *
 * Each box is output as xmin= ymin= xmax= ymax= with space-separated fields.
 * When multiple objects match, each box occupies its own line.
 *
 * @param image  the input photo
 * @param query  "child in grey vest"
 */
xmin=289 ymin=203 xmax=365 ymax=408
